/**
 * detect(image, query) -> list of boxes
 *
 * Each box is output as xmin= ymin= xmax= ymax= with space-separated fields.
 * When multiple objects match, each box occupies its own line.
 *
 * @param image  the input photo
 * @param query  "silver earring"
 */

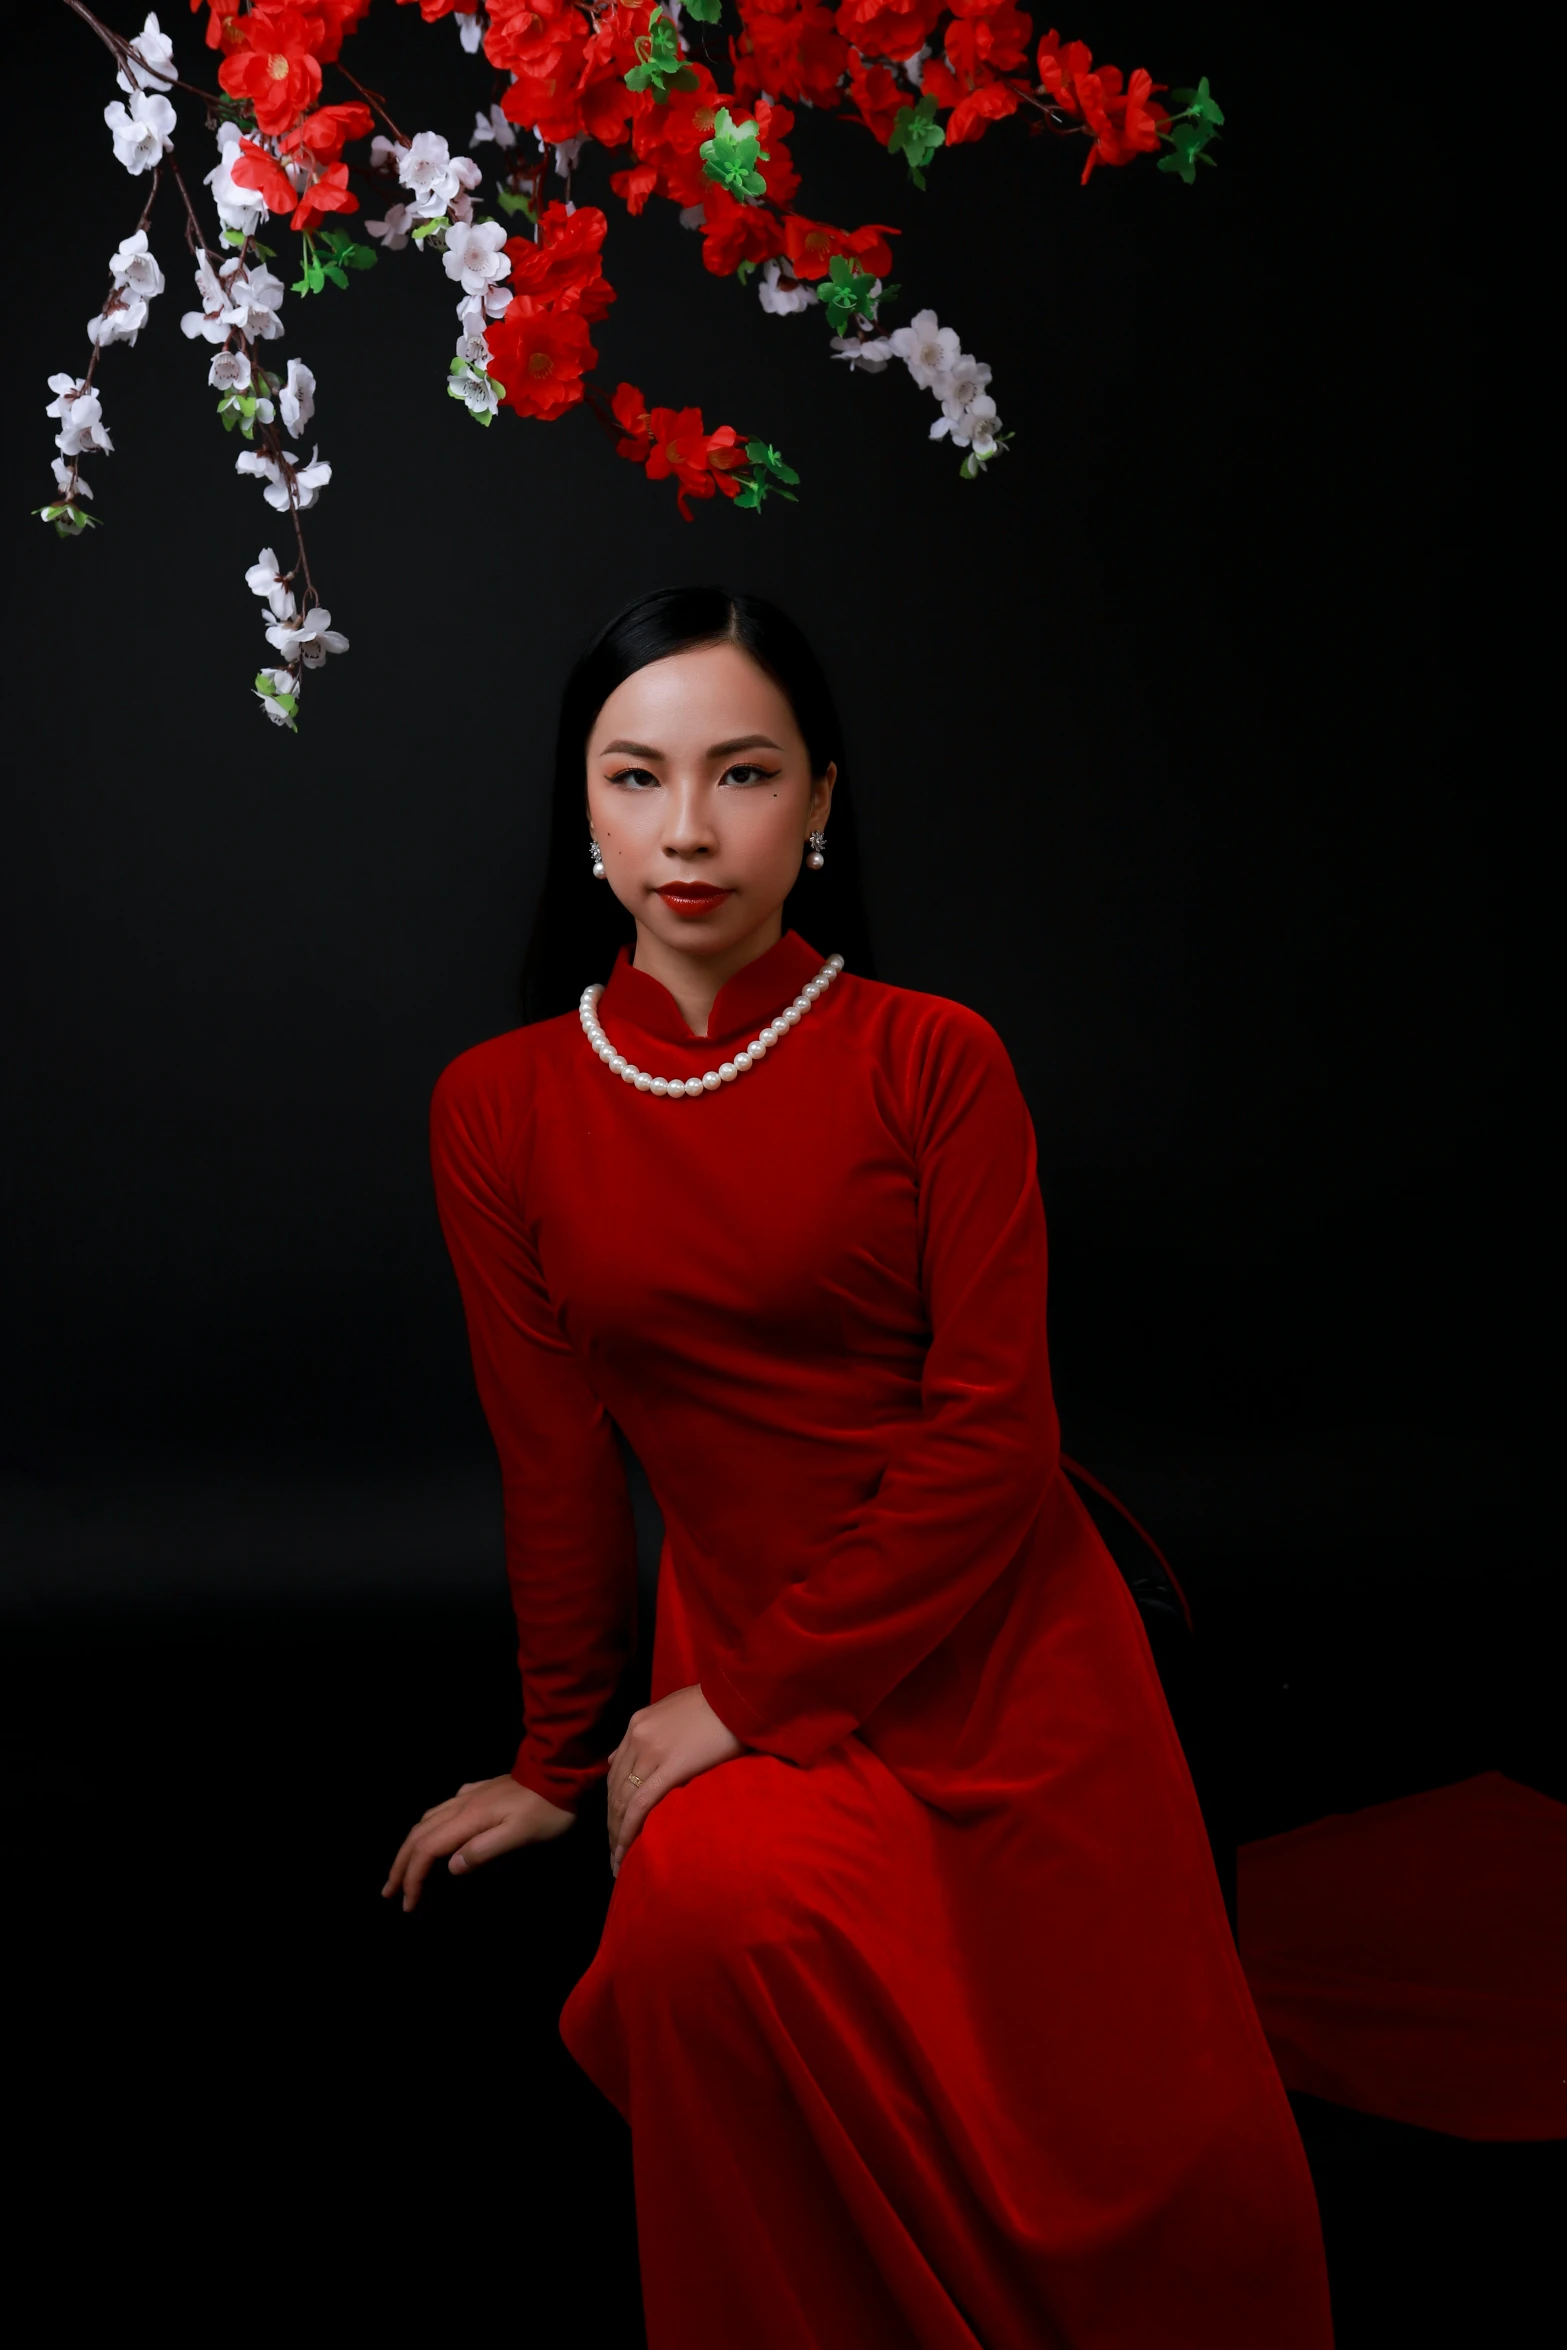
xmin=589 ymin=836 xmax=606 ymax=881
xmin=805 ymin=830 xmax=827 ymax=871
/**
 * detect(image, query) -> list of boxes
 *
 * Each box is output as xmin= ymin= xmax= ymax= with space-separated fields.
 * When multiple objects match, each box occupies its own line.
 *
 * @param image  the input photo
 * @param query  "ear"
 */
xmin=808 ymin=761 xmax=837 ymax=829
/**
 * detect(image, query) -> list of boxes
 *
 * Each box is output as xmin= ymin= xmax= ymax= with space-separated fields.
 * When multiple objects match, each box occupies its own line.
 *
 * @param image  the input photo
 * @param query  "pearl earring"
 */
xmin=589 ymin=836 xmax=606 ymax=881
xmin=805 ymin=830 xmax=827 ymax=871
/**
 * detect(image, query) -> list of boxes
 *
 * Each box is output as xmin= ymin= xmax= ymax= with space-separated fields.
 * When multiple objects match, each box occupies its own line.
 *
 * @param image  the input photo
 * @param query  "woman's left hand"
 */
xmin=606 ymin=1684 xmax=745 ymax=1876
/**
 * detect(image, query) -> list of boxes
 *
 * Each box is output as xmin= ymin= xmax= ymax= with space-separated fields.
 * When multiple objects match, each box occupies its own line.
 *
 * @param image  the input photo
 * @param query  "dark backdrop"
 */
xmin=3 ymin=7 xmax=1553 ymax=2336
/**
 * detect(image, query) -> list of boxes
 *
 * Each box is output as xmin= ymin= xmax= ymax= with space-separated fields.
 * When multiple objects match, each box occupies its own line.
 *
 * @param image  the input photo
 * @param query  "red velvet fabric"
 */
xmin=1239 ymin=1772 xmax=1567 ymax=2142
xmin=431 ymin=929 xmax=1333 ymax=2347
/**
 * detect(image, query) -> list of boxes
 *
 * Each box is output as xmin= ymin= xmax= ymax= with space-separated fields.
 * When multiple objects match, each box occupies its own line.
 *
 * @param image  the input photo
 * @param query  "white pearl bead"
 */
xmin=681 ymin=1078 xmax=702 ymax=1097
xmin=828 ymin=955 xmax=844 ymax=971
xmin=584 ymin=955 xmax=840 ymax=1099
xmin=792 ymin=995 xmax=810 ymax=1014
xmin=734 ymin=1052 xmax=753 ymax=1071
xmin=609 ymin=1054 xmax=627 ymax=1076
xmin=702 ymin=1070 xmax=721 ymax=1091
xmin=635 ymin=1072 xmax=653 ymax=1091
xmin=651 ymin=1077 xmax=670 ymax=1096
xmin=719 ymin=1062 xmax=737 ymax=1083
xmin=747 ymin=1040 xmax=765 ymax=1059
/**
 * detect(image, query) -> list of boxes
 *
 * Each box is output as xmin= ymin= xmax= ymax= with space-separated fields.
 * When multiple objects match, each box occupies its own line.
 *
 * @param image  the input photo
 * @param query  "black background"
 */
xmin=3 ymin=2 xmax=1553 ymax=2339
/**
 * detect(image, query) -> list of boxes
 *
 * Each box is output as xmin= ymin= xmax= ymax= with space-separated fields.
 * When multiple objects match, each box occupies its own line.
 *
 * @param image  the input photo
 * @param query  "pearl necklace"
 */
xmin=579 ymin=953 xmax=844 ymax=1098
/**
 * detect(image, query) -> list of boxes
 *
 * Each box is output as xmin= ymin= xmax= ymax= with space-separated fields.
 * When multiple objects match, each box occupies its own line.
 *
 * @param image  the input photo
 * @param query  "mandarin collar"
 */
xmin=599 ymin=928 xmax=825 ymax=1048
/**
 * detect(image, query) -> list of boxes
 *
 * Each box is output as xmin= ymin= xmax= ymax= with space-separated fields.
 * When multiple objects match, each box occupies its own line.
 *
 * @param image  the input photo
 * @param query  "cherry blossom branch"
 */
xmin=164 ymin=141 xmax=321 ymax=613
xmin=59 ymin=0 xmax=224 ymax=108
xmin=333 ymin=60 xmax=411 ymax=151
xmin=56 ymin=162 xmax=164 ymax=511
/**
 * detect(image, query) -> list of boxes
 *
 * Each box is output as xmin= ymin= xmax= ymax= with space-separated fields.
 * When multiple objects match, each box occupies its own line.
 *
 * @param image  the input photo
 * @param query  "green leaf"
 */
xmin=888 ymin=94 xmax=945 ymax=190
xmin=495 ymin=182 xmax=536 ymax=217
xmin=682 ymin=0 xmax=722 ymax=17
xmin=221 ymin=226 xmax=246 ymax=248
xmin=1170 ymin=76 xmax=1224 ymax=129
xmin=700 ymin=106 xmax=768 ymax=199
xmin=624 ymin=10 xmax=698 ymax=99
xmin=735 ymin=259 xmax=758 ymax=285
xmin=817 ymin=255 xmax=888 ymax=334
xmin=744 ymin=439 xmax=799 ymax=485
xmin=411 ymin=214 xmax=448 ymax=242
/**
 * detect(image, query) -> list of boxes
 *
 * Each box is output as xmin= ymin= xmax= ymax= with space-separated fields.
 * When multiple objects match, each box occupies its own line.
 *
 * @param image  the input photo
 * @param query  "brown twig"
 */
xmin=334 ymin=61 xmax=411 ymax=150
xmin=60 ymin=0 xmax=225 ymax=107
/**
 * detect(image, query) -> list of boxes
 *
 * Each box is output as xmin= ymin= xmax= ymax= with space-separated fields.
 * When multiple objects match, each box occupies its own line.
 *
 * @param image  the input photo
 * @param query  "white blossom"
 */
xmin=47 ymin=375 xmax=113 ymax=456
xmin=677 ymin=204 xmax=705 ymax=232
xmin=236 ymin=444 xmax=329 ymax=511
xmin=448 ymin=360 xmax=501 ymax=421
xmin=104 ymin=90 xmax=175 ymax=175
xmin=110 ymin=228 xmax=165 ymax=302
xmin=369 ymin=135 xmax=407 ymax=174
xmin=205 ymin=122 xmax=268 ymax=235
xmin=52 ymin=458 xmax=93 ymax=500
xmin=455 ymin=298 xmax=493 ymax=368
xmin=931 ymin=390 xmax=999 ymax=449
xmin=967 ymin=413 xmax=1001 ymax=461
xmin=470 ymin=105 xmax=516 ymax=150
xmin=116 ymin=13 xmax=176 ymax=94
xmin=245 ymin=547 xmax=297 ymax=619
xmin=366 ymin=203 xmax=415 ymax=252
xmin=554 ymin=135 xmax=587 ymax=178
xmin=221 ymin=260 xmax=286 ymax=342
xmin=888 ymin=309 xmax=961 ymax=390
xmin=831 ymin=334 xmax=893 ymax=373
xmin=266 ymin=606 xmax=349 ymax=665
xmin=442 ymin=218 xmax=512 ymax=297
xmin=456 ymin=7 xmax=485 ymax=51
xmin=88 ymin=293 xmax=150 ymax=348
xmin=254 ymin=667 xmax=298 ymax=724
xmin=208 ymin=347 xmax=251 ymax=393
xmin=905 ymin=43 xmax=930 ymax=89
xmin=934 ymin=353 xmax=992 ymax=413
xmin=278 ymin=358 xmax=316 ymax=438
xmin=180 ymin=253 xmax=229 ymax=342
xmin=398 ymin=131 xmax=468 ymax=220
xmin=758 ymin=260 xmax=818 ymax=316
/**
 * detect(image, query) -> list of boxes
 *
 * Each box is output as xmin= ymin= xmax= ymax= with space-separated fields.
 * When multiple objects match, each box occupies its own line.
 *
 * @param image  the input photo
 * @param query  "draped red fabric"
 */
xmin=1238 ymin=1772 xmax=1567 ymax=2142
xmin=430 ymin=929 xmax=1333 ymax=2347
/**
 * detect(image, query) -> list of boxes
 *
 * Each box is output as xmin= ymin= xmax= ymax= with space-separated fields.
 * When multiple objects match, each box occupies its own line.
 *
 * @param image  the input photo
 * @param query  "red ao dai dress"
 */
xmin=429 ymin=928 xmax=1333 ymax=2350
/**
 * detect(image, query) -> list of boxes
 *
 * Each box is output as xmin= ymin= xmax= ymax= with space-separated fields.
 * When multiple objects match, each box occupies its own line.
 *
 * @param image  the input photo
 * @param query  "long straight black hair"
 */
xmin=518 ymin=586 xmax=877 ymax=1022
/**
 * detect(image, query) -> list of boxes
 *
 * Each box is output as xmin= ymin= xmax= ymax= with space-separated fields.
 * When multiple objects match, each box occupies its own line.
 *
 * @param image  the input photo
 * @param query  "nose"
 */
xmin=662 ymin=776 xmax=718 ymax=863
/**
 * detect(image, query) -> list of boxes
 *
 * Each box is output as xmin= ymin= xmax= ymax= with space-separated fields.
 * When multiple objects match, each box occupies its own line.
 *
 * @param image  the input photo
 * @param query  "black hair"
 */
xmin=518 ymin=585 xmax=876 ymax=1022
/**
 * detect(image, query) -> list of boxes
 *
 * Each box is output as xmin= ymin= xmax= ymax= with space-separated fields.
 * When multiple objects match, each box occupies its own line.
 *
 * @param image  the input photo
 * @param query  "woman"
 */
xmin=384 ymin=587 xmax=1333 ymax=2348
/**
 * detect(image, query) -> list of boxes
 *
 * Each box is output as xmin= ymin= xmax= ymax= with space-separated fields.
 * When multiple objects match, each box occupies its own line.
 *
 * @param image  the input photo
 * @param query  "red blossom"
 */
xmin=229 ymin=136 xmax=297 ymax=213
xmin=282 ymin=101 xmax=374 ymax=161
xmin=781 ymin=214 xmax=897 ymax=282
xmin=944 ymin=0 xmax=1032 ymax=80
xmin=700 ymin=186 xmax=787 ymax=277
xmin=291 ymin=160 xmax=357 ymax=231
xmin=611 ymin=379 xmax=652 ymax=460
xmin=832 ymin=0 xmax=943 ymax=64
xmin=845 ymin=54 xmax=906 ymax=145
xmin=1076 ymin=64 xmax=1166 ymax=181
xmin=504 ymin=203 xmax=616 ymax=325
xmin=922 ymin=62 xmax=1021 ymax=143
xmin=217 ymin=6 xmax=325 ymax=134
xmin=731 ymin=2 xmax=849 ymax=112
xmin=612 ymin=386 xmax=752 ymax=519
xmin=487 ymin=304 xmax=598 ymax=420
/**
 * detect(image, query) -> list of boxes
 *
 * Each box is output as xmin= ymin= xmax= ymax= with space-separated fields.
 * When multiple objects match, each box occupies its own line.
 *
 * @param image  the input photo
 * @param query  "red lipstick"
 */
xmin=657 ymin=883 xmax=732 ymax=919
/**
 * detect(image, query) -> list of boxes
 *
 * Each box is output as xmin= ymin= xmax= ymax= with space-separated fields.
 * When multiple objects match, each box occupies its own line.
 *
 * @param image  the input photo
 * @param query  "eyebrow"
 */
xmin=597 ymin=735 xmax=785 ymax=760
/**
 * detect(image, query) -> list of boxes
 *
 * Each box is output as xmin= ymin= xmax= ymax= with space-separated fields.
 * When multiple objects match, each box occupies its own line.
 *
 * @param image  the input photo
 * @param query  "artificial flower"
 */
xmin=265 ymin=604 xmax=349 ymax=663
xmin=104 ymin=89 xmax=176 ymax=174
xmin=245 ymin=546 xmax=297 ymax=618
xmin=487 ymin=303 xmax=596 ymax=419
xmin=116 ymin=10 xmax=176 ymax=93
xmin=442 ymin=218 xmax=514 ymax=297
xmin=46 ymin=376 xmax=113 ymax=457
xmin=218 ymin=7 xmax=325 ymax=137
xmin=110 ymin=229 xmax=165 ymax=301
xmin=278 ymin=359 xmax=316 ymax=438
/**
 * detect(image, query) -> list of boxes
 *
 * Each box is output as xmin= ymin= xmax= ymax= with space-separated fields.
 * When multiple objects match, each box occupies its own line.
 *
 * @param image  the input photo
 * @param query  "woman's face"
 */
xmin=585 ymin=641 xmax=835 ymax=964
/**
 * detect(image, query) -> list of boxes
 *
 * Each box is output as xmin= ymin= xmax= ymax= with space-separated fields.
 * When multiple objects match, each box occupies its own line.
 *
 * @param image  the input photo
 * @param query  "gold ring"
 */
xmin=626 ymin=1771 xmax=643 ymax=1788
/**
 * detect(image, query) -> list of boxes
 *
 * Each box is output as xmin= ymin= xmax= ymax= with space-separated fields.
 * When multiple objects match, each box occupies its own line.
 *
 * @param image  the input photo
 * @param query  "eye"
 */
xmin=721 ymin=763 xmax=781 ymax=786
xmin=606 ymin=766 xmax=659 ymax=789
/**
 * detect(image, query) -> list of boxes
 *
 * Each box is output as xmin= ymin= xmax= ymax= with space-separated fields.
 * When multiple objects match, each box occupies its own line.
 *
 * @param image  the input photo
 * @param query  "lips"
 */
xmin=657 ymin=883 xmax=732 ymax=915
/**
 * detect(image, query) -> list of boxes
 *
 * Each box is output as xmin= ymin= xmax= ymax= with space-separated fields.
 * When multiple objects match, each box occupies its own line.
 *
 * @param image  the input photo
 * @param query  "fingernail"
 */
xmin=402 ymin=1896 xmax=412 ymax=1912
xmin=450 ymin=1853 xmax=468 ymax=1874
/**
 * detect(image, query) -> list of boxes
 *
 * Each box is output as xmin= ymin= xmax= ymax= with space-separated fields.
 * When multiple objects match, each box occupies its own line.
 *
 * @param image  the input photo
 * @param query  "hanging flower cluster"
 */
xmin=44 ymin=0 xmax=1222 ymax=725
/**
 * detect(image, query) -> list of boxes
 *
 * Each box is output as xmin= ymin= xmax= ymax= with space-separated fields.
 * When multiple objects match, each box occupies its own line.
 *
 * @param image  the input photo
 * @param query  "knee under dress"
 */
xmin=430 ymin=926 xmax=1333 ymax=2349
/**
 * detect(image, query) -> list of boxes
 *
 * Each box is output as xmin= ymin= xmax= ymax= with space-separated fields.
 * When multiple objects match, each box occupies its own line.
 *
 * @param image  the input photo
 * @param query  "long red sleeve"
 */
xmin=430 ymin=1049 xmax=637 ymax=1811
xmin=699 ymin=1005 xmax=1060 ymax=1767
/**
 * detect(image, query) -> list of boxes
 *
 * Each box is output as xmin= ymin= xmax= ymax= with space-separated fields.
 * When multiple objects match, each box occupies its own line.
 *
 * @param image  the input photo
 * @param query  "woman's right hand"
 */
xmin=382 ymin=1773 xmax=575 ymax=1912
